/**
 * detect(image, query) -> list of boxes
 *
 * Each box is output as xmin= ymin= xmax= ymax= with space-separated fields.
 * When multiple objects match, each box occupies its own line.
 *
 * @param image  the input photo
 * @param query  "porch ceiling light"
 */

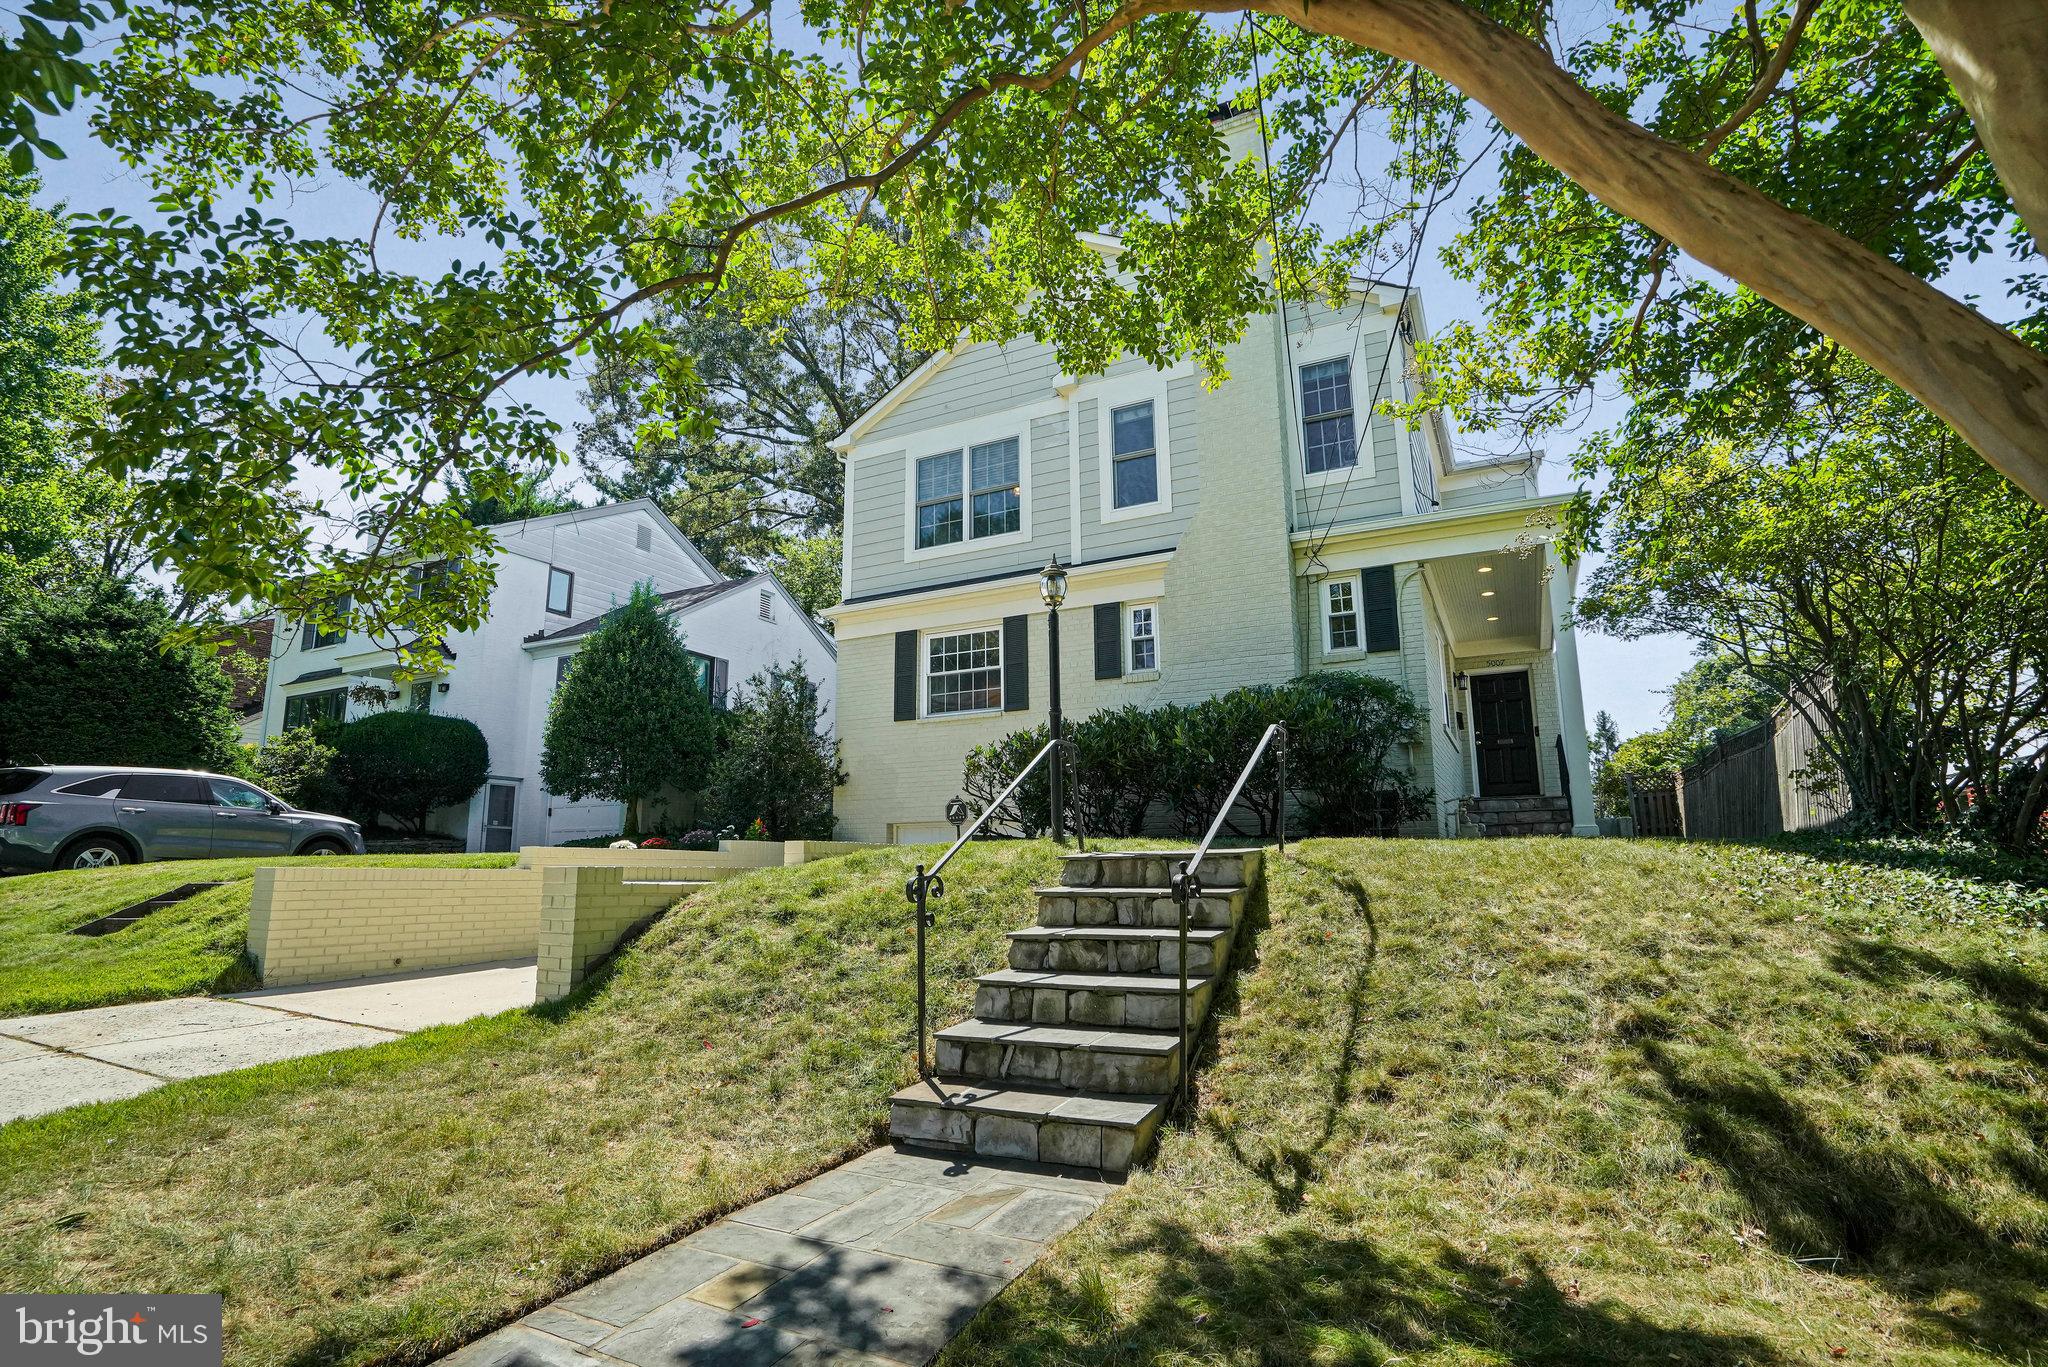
xmin=1480 ymin=589 xmax=1495 ymax=597
xmin=1477 ymin=564 xmax=1493 ymax=573
xmin=1039 ymin=558 xmax=1068 ymax=609
xmin=1487 ymin=615 xmax=1500 ymax=622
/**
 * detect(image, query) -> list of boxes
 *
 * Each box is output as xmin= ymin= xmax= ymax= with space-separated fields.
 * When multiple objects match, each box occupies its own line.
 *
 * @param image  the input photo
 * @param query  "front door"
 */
xmin=1472 ymin=671 xmax=1540 ymax=797
xmin=482 ymin=782 xmax=517 ymax=853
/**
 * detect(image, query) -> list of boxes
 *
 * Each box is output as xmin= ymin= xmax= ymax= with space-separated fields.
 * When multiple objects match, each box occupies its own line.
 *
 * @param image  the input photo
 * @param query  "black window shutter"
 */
xmin=893 ymin=630 xmax=917 ymax=721
xmin=1363 ymin=565 xmax=1400 ymax=653
xmin=1093 ymin=602 xmax=1123 ymax=679
xmin=1003 ymin=615 xmax=1029 ymax=711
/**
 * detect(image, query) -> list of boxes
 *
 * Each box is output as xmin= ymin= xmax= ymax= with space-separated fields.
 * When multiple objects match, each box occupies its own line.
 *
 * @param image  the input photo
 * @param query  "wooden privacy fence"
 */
xmin=1628 ymin=692 xmax=1851 ymax=840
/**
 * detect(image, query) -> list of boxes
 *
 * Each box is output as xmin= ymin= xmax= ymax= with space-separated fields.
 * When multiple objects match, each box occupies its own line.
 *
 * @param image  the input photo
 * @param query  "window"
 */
xmin=302 ymin=596 xmax=349 ymax=650
xmin=636 ymin=524 xmax=652 ymax=552
xmin=122 ymin=774 xmax=209 ymax=804
xmin=283 ymin=688 xmax=348 ymax=731
xmin=914 ymin=438 xmax=1023 ymax=551
xmin=210 ymin=778 xmax=271 ymax=811
xmin=759 ymin=589 xmax=775 ymax=622
xmin=1325 ymin=578 xmax=1360 ymax=651
xmin=1128 ymin=604 xmax=1157 ymax=672
xmin=409 ymin=680 xmax=433 ymax=713
xmin=546 ymin=566 xmax=574 ymax=616
xmin=1110 ymin=403 xmax=1159 ymax=509
xmin=925 ymin=629 xmax=1002 ymax=716
xmin=410 ymin=559 xmax=450 ymax=602
xmin=915 ymin=450 xmax=964 ymax=549
xmin=969 ymin=438 xmax=1021 ymax=539
xmin=1300 ymin=359 xmax=1358 ymax=475
xmin=686 ymin=651 xmax=729 ymax=709
xmin=554 ymin=655 xmax=573 ymax=690
xmin=52 ymin=773 xmax=124 ymax=797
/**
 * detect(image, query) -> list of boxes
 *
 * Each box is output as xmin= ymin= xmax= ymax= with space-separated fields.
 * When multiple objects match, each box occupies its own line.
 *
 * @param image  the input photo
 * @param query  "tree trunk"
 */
xmin=1905 ymin=0 xmax=2048 ymax=254
xmin=1244 ymin=0 xmax=2048 ymax=505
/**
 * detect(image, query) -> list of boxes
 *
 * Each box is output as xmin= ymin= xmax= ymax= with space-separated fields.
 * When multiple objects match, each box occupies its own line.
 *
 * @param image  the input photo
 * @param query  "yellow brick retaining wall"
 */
xmin=248 ymin=866 xmax=543 ymax=987
xmin=536 ymin=865 xmax=704 ymax=1002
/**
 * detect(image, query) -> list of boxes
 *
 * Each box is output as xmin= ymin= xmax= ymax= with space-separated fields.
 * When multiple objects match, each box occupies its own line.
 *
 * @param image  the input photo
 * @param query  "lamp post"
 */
xmin=1039 ymin=557 xmax=1069 ymax=844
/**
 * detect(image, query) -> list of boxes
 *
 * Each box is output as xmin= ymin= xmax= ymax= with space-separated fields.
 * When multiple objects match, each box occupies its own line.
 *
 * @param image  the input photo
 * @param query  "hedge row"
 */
xmin=962 ymin=672 xmax=1430 ymax=840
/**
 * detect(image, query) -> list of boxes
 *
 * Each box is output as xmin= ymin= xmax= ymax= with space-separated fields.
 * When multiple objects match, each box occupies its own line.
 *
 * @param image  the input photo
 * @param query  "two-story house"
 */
xmin=824 ymin=115 xmax=1595 ymax=844
xmin=257 ymin=500 xmax=836 ymax=849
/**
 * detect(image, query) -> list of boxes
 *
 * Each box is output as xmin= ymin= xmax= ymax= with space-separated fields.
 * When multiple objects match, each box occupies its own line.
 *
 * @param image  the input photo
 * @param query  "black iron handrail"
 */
xmin=904 ymin=736 xmax=1083 ymax=1078
xmin=1167 ymin=722 xmax=1287 ymax=1113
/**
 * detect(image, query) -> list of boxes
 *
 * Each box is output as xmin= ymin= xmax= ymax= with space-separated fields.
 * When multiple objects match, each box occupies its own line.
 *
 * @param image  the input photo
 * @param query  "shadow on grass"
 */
xmin=1637 ymin=1026 xmax=2048 ymax=1358
xmin=952 ymin=1217 xmax=1789 ymax=1365
xmin=1766 ymin=831 xmax=2048 ymax=891
xmin=1205 ymin=865 xmax=1376 ymax=1214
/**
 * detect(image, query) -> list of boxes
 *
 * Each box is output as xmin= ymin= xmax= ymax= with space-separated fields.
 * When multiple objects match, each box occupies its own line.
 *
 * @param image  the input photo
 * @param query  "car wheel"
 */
xmin=301 ymin=840 xmax=347 ymax=857
xmin=60 ymin=838 xmax=131 ymax=871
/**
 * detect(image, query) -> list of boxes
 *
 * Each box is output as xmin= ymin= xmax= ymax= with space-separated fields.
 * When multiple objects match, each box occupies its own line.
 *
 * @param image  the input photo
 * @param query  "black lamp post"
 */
xmin=1039 ymin=557 xmax=1069 ymax=843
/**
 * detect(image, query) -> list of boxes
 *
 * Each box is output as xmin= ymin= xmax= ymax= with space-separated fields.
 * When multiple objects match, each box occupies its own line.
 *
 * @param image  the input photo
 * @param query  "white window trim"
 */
xmin=1125 ymin=601 xmax=1160 ymax=676
xmin=920 ymin=623 xmax=1007 ymax=720
xmin=900 ymin=414 xmax=1034 ymax=564
xmin=1321 ymin=573 xmax=1365 ymax=656
xmin=1294 ymin=344 xmax=1380 ymax=491
xmin=1093 ymin=379 xmax=1174 ymax=525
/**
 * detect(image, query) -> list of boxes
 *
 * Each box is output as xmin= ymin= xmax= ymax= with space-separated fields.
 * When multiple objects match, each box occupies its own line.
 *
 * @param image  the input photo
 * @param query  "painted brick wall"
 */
xmin=247 ymin=867 xmax=543 ymax=986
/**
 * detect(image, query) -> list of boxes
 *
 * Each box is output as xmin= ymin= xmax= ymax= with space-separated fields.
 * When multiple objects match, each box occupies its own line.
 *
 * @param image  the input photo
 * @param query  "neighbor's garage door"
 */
xmin=546 ymin=795 xmax=623 ymax=844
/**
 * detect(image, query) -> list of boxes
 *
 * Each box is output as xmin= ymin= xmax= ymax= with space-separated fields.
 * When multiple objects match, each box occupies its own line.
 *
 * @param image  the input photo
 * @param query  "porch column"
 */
xmin=1546 ymin=546 xmax=1600 ymax=836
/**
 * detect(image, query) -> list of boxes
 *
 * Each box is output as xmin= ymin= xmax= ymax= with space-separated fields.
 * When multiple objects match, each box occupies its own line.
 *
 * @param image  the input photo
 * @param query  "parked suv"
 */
xmin=0 ymin=767 xmax=366 ymax=872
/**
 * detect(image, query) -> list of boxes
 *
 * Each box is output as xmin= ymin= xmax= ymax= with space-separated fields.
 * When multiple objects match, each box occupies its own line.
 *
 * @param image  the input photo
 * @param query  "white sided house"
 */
xmin=257 ymin=501 xmax=836 ymax=849
xmin=825 ymin=117 xmax=1594 ymax=844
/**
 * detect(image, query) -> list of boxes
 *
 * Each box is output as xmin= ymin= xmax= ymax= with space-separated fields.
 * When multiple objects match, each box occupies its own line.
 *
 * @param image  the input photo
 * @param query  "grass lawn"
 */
xmin=0 ymin=854 xmax=519 ymax=1017
xmin=0 ymin=842 xmax=1054 ymax=1367
xmin=946 ymin=836 xmax=2048 ymax=1366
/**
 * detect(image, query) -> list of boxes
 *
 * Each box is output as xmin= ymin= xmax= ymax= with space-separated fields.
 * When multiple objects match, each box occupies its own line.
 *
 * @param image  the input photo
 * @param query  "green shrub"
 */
xmin=335 ymin=712 xmax=489 ymax=834
xmin=0 ymin=576 xmax=242 ymax=771
xmin=957 ymin=673 xmax=1429 ymax=840
xmin=703 ymin=660 xmax=843 ymax=840
xmin=254 ymin=726 xmax=347 ymax=812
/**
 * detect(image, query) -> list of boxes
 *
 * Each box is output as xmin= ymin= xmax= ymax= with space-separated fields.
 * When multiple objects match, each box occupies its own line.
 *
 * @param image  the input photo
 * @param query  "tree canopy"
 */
xmin=13 ymin=0 xmax=2044 ymax=642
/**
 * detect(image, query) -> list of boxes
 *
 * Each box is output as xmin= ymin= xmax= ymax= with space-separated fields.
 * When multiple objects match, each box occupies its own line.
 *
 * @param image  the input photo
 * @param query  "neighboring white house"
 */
xmin=822 ymin=110 xmax=1595 ymax=844
xmin=256 ymin=500 xmax=836 ymax=850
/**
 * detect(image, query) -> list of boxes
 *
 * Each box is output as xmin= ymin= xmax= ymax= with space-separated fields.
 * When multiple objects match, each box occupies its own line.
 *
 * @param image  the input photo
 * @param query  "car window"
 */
xmin=209 ymin=779 xmax=272 ymax=811
xmin=121 ymin=774 xmax=210 ymax=804
xmin=53 ymin=773 xmax=126 ymax=797
xmin=0 ymin=768 xmax=48 ymax=795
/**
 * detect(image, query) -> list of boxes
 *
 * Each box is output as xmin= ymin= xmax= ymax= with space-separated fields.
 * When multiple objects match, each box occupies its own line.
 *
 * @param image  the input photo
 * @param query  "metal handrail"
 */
xmin=1167 ymin=722 xmax=1287 ymax=1114
xmin=904 ymin=736 xmax=1081 ymax=1078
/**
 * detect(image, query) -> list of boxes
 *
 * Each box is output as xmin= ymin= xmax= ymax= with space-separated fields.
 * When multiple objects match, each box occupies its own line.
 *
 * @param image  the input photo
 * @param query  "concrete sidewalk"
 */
xmin=438 ymin=1144 xmax=1113 ymax=1367
xmin=0 ymin=960 xmax=537 ymax=1124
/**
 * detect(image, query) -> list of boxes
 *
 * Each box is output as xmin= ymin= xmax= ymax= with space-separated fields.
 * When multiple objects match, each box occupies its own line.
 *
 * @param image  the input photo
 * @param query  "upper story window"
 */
xmin=914 ymin=438 xmax=1022 ymax=551
xmin=925 ymin=628 xmax=1002 ymax=716
xmin=1325 ymin=578 xmax=1360 ymax=652
xmin=546 ymin=566 xmax=574 ymax=616
xmin=302 ymin=596 xmax=348 ymax=651
xmin=554 ymin=655 xmax=573 ymax=691
xmin=1110 ymin=403 xmax=1159 ymax=509
xmin=1128 ymin=603 xmax=1158 ymax=672
xmin=1300 ymin=358 xmax=1358 ymax=475
xmin=687 ymin=650 xmax=730 ymax=709
xmin=410 ymin=559 xmax=450 ymax=601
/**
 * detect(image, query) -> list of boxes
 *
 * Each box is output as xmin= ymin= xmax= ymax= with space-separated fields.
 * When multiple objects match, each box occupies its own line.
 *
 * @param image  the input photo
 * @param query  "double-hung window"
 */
xmin=1128 ymin=604 xmax=1158 ymax=672
xmin=915 ymin=438 xmax=1021 ymax=551
xmin=1110 ymin=403 xmax=1159 ymax=509
xmin=1300 ymin=358 xmax=1358 ymax=475
xmin=925 ymin=628 xmax=1002 ymax=715
xmin=303 ymin=597 xmax=348 ymax=650
xmin=546 ymin=566 xmax=574 ymax=616
xmin=1325 ymin=578 xmax=1360 ymax=651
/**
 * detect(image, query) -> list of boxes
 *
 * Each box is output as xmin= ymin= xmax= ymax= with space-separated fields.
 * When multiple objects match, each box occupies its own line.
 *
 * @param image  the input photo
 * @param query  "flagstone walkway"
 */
xmin=437 ymin=1144 xmax=1117 ymax=1367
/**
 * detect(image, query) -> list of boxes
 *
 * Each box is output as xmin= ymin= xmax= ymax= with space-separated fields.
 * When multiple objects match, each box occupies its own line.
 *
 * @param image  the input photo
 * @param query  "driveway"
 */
xmin=0 ymin=960 xmax=537 ymax=1124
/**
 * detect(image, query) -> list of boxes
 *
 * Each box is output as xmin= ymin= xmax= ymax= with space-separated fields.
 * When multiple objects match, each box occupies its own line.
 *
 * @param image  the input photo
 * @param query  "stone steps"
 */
xmin=1470 ymin=796 xmax=1573 ymax=837
xmin=890 ymin=847 xmax=1261 ymax=1174
xmin=934 ymin=1020 xmax=1180 ymax=1093
xmin=1006 ymin=924 xmax=1231 ymax=975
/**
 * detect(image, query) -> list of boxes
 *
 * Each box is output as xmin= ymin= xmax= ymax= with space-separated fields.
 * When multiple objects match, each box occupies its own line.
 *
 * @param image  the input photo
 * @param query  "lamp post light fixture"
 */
xmin=1039 ymin=557 xmax=1069 ymax=844
xmin=945 ymin=795 xmax=969 ymax=842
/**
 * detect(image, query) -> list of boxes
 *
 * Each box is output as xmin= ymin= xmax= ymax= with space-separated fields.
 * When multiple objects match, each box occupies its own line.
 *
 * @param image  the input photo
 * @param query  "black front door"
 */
xmin=1473 ymin=671 xmax=1540 ymax=797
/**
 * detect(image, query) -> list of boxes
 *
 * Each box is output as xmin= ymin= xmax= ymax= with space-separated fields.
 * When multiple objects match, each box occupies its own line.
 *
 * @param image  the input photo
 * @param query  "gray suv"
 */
xmin=0 ymin=766 xmax=366 ymax=872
